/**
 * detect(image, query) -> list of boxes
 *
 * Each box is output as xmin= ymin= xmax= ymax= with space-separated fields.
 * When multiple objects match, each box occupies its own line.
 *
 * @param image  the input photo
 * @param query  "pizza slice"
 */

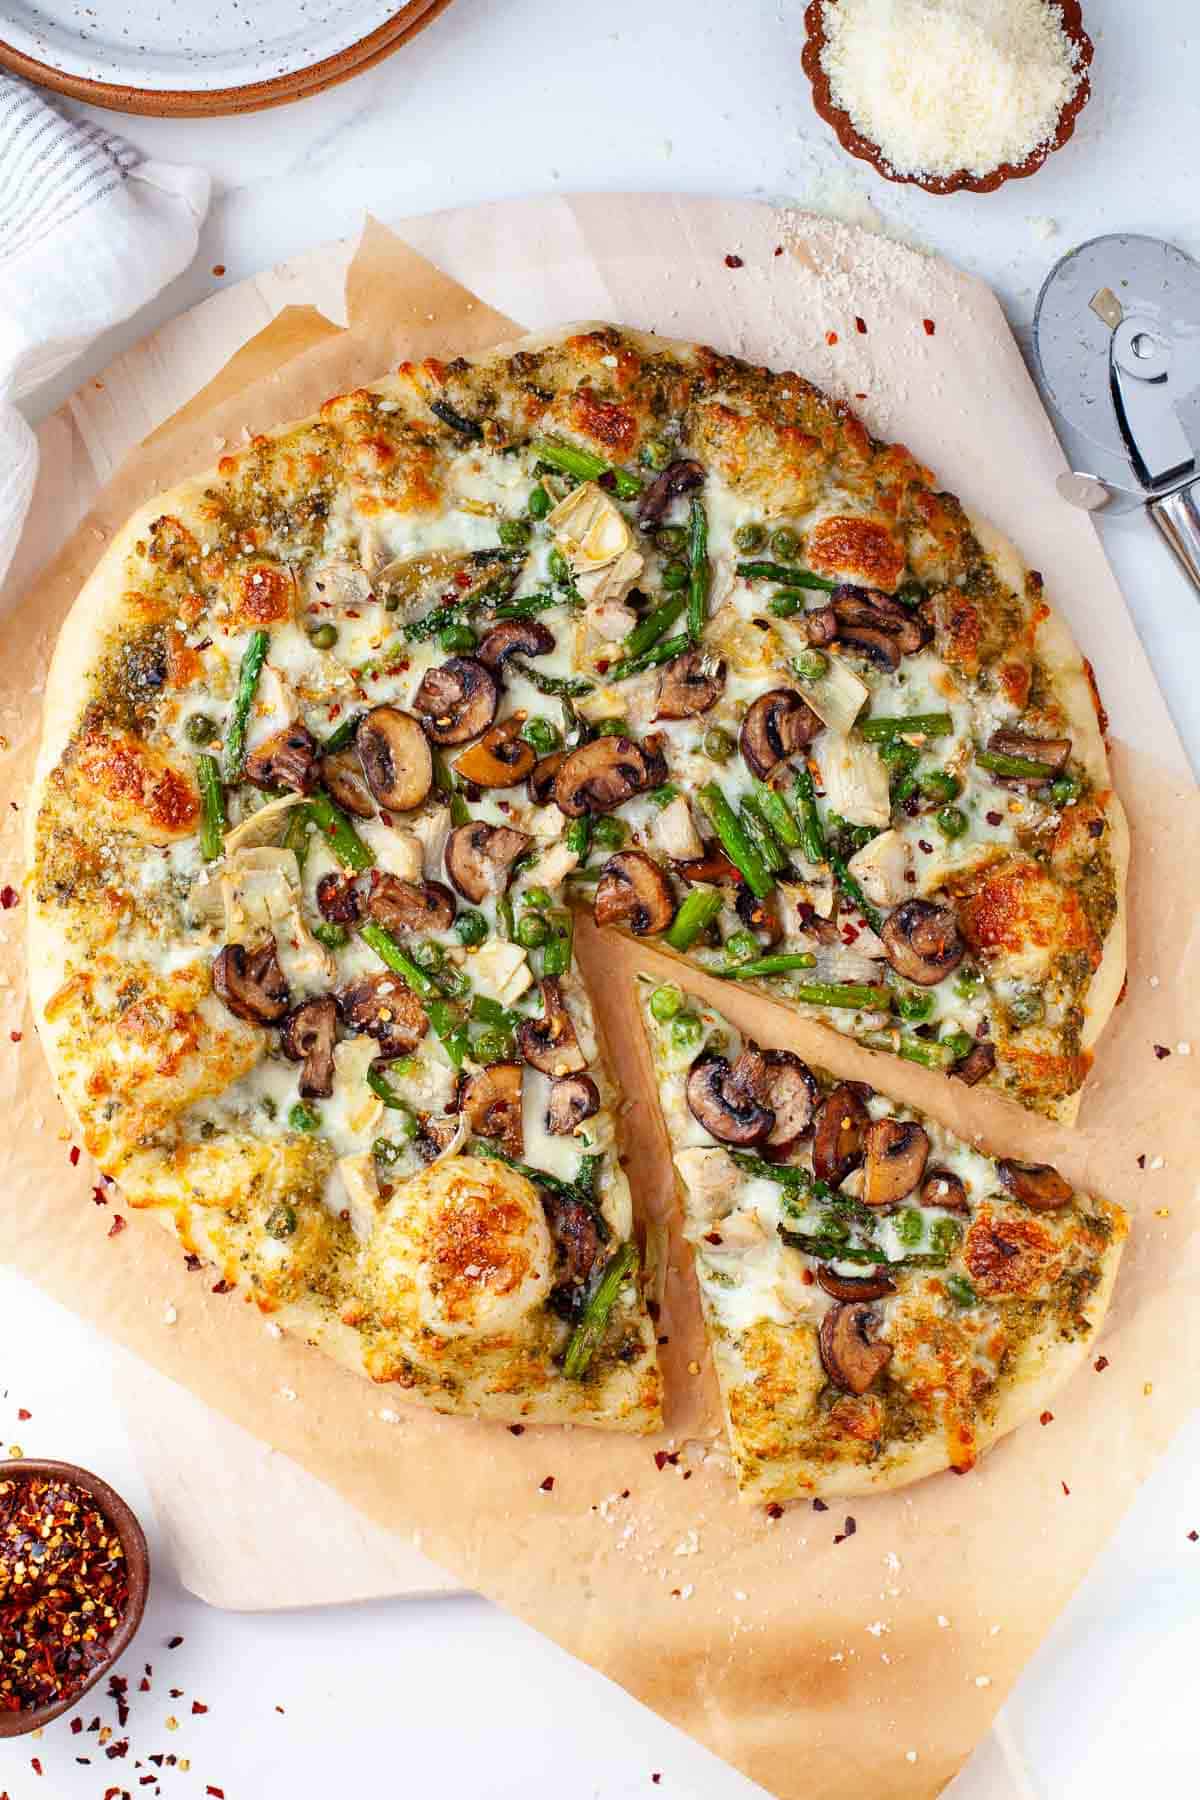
xmin=637 ymin=976 xmax=1126 ymax=1502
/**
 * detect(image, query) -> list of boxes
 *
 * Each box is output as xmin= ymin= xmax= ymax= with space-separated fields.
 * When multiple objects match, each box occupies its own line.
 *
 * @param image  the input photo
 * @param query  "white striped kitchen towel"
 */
xmin=0 ymin=75 xmax=209 ymax=592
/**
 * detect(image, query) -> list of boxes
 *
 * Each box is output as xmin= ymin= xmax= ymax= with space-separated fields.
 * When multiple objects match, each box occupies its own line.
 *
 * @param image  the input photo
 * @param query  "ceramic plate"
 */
xmin=0 ymin=0 xmax=451 ymax=115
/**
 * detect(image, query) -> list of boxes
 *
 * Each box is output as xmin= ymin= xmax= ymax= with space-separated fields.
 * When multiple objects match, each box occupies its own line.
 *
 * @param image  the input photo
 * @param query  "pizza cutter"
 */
xmin=1032 ymin=233 xmax=1200 ymax=593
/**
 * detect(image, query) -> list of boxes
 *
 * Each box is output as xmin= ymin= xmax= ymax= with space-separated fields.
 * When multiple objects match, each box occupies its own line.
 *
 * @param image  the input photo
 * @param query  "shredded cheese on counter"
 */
xmin=818 ymin=0 xmax=1083 ymax=179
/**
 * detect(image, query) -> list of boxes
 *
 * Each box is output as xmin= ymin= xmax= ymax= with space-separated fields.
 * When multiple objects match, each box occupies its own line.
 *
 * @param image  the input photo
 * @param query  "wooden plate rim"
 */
xmin=0 ymin=0 xmax=452 ymax=119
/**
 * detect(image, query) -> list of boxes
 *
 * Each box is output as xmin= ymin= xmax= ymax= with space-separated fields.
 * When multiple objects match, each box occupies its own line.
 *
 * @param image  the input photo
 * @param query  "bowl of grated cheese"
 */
xmin=802 ymin=0 xmax=1093 ymax=196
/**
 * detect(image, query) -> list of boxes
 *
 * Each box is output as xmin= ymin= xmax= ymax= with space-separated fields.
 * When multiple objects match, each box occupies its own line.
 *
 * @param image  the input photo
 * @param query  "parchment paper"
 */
xmin=1 ymin=209 xmax=1198 ymax=1800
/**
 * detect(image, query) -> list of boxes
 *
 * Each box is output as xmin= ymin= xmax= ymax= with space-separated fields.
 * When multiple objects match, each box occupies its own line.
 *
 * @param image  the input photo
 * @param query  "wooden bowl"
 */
xmin=0 ymin=1459 xmax=150 ymax=1739
xmin=800 ymin=0 xmax=1094 ymax=195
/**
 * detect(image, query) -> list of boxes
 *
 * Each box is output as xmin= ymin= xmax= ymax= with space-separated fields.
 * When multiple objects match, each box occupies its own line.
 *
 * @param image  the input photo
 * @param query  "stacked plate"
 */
xmin=0 ymin=0 xmax=454 ymax=116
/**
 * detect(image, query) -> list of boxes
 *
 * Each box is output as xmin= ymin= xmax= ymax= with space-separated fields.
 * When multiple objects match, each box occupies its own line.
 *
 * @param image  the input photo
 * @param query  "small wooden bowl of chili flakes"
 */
xmin=0 ymin=1459 xmax=149 ymax=1737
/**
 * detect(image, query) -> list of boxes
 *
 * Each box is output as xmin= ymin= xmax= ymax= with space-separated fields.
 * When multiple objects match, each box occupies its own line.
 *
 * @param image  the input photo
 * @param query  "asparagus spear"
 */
xmin=509 ymin=659 xmax=593 ymax=699
xmin=223 ymin=629 xmax=269 ymax=779
xmin=530 ymin=437 xmax=641 ymax=501
xmin=790 ymin=762 xmax=826 ymax=865
xmin=857 ymin=712 xmax=953 ymax=742
xmin=563 ymin=1242 xmax=638 ymax=1379
xmin=827 ymin=847 xmax=884 ymax=935
xmin=664 ymin=886 xmax=724 ymax=952
xmin=308 ymin=793 xmax=376 ymax=873
xmin=540 ymin=909 xmax=574 ymax=978
xmin=735 ymin=561 xmax=835 ymax=589
xmin=686 ymin=495 xmax=710 ymax=642
xmin=608 ymin=631 xmax=692 ymax=683
xmin=621 ymin=592 xmax=688 ymax=661
xmin=975 ymin=747 xmax=1060 ymax=780
xmin=788 ymin=981 xmax=893 ymax=1010
xmin=716 ymin=952 xmax=818 ymax=981
xmin=752 ymin=780 xmax=803 ymax=850
xmin=697 ymin=783 xmax=774 ymax=900
xmin=197 ymin=755 xmax=226 ymax=862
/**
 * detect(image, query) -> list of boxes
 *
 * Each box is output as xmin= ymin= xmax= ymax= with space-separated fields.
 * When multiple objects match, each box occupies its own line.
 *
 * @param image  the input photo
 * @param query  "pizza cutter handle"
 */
xmin=1148 ymin=479 xmax=1200 ymax=598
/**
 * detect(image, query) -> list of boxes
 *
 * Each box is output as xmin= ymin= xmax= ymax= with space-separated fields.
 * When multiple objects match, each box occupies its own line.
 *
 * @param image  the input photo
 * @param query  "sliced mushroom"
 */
xmin=517 ymin=977 xmax=586 ymax=1075
xmin=547 ymin=1194 xmax=603 ymax=1293
xmin=320 ymin=746 xmax=376 ymax=819
xmin=593 ymin=850 xmax=676 ymax=936
xmin=335 ymin=971 xmax=428 ymax=1060
xmin=834 ymin=623 xmax=901 ymax=670
xmin=674 ymin=845 xmax=740 ymax=886
xmin=921 ymin=1169 xmax=969 ymax=1212
xmin=412 ymin=656 xmax=499 ymax=745
xmin=804 ymin=605 xmax=838 ymax=647
xmin=355 ymin=706 xmax=433 ymax=812
xmin=861 ymin=1119 xmax=930 ymax=1207
xmin=952 ymin=1040 xmax=996 ymax=1087
xmin=453 ymin=716 xmax=537 ymax=788
xmin=655 ymin=646 xmax=727 ymax=720
xmin=553 ymin=734 xmax=667 ymax=817
xmin=880 ymin=899 xmax=965 ymax=987
xmin=636 ymin=457 xmax=705 ymax=529
xmin=760 ymin=1050 xmax=821 ymax=1156
xmin=364 ymin=874 xmax=456 ymax=935
xmin=211 ymin=939 xmax=290 ymax=1025
xmin=818 ymin=1302 xmax=893 ymax=1395
xmin=833 ymin=586 xmax=929 ymax=655
xmin=739 ymin=688 xmax=822 ymax=779
xmin=528 ymin=751 xmax=566 ymax=806
xmin=279 ymin=996 xmax=338 ymax=1099
xmin=736 ymin=884 xmax=784 ymax=946
xmin=997 ymin=1158 xmax=1074 ymax=1211
xmin=817 ymin=1265 xmax=898 ymax=1302
xmin=987 ymin=728 xmax=1071 ymax=782
xmin=546 ymin=1072 xmax=601 ymax=1136
xmin=460 ymin=1061 xmax=524 ymax=1157
xmin=476 ymin=618 xmax=555 ymax=673
xmin=685 ymin=1054 xmax=775 ymax=1148
xmin=316 ymin=872 xmax=365 ymax=925
xmin=444 ymin=821 xmax=532 ymax=903
xmin=811 ymin=1083 xmax=870 ymax=1185
xmin=244 ymin=724 xmax=321 ymax=795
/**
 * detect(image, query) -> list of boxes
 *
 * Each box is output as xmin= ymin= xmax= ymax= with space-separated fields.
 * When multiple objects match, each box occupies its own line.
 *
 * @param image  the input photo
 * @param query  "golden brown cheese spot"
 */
xmin=999 ymin=660 xmax=1031 ymax=708
xmin=72 ymin=728 xmax=199 ymax=841
xmin=563 ymin=385 xmax=638 ymax=459
xmin=829 ymin=1394 xmax=884 ymax=1441
xmin=232 ymin=562 xmax=295 ymax=627
xmin=427 ymin=1188 xmax=537 ymax=1324
xmin=956 ymin=858 xmax=1099 ymax=977
xmin=805 ymin=514 xmax=906 ymax=590
xmin=146 ymin=514 xmax=203 ymax=573
xmin=563 ymin=332 xmax=644 ymax=390
xmin=688 ymin=400 xmax=824 ymax=514
xmin=165 ymin=628 xmax=203 ymax=688
xmin=964 ymin=1210 xmax=1063 ymax=1298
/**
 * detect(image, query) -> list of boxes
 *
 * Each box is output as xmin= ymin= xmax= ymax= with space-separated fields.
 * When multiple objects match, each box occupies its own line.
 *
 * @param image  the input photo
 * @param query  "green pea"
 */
xmin=650 ymin=984 xmax=683 ymax=1022
xmin=931 ymin=1218 xmax=964 ymax=1258
xmin=920 ymin=770 xmax=960 ymax=803
xmin=661 ymin=559 xmax=689 ymax=592
xmin=473 ymin=1027 xmax=515 ymax=1064
xmin=770 ymin=528 xmax=799 ymax=561
xmin=895 ymin=990 xmax=934 ymax=1023
xmin=184 ymin=712 xmax=218 ymax=746
xmin=733 ymin=522 xmax=766 ymax=554
xmin=939 ymin=1030 xmax=974 ymax=1062
xmin=548 ymin=547 xmax=571 ymax=585
xmin=768 ymin=592 xmax=803 ymax=618
xmin=455 ymin=910 xmax=488 ymax=947
xmin=817 ymin=1209 xmax=850 ymax=1245
xmin=724 ymin=929 xmax=760 ymax=966
xmin=308 ymin=623 xmax=338 ymax=651
xmin=412 ymin=941 xmax=446 ymax=974
xmin=438 ymin=964 xmax=471 ymax=1000
xmin=945 ymin=1274 xmax=978 ymax=1308
xmin=591 ymin=815 xmax=628 ymax=851
xmin=521 ymin=715 xmax=561 ymax=756
xmin=880 ymin=739 xmax=919 ymax=774
xmin=670 ymin=1011 xmax=704 ymax=1053
xmin=593 ymin=717 xmax=628 ymax=737
xmin=896 ymin=1207 xmax=924 ymax=1247
xmin=439 ymin=622 xmax=477 ymax=653
xmin=1008 ymin=987 xmax=1045 ymax=1028
xmin=648 ymin=784 xmax=679 ymax=809
xmin=954 ymin=969 xmax=982 ymax=999
xmin=936 ymin=805 xmax=968 ymax=839
xmin=498 ymin=517 xmax=532 ymax=549
xmin=259 ymin=1095 xmax=277 ymax=1121
xmin=522 ymin=886 xmax=554 ymax=911
xmin=656 ymin=525 xmax=688 ymax=555
xmin=641 ymin=439 xmax=671 ymax=470
xmin=703 ymin=726 xmax=735 ymax=763
xmin=313 ymin=921 xmax=349 ymax=951
xmin=288 ymin=1101 xmax=320 ymax=1133
xmin=265 ymin=1202 xmax=297 ymax=1240
xmin=1049 ymin=773 xmax=1082 ymax=806
xmin=527 ymin=485 xmax=552 ymax=520
xmin=792 ymin=649 xmax=828 ymax=681
xmin=515 ymin=912 xmax=549 ymax=950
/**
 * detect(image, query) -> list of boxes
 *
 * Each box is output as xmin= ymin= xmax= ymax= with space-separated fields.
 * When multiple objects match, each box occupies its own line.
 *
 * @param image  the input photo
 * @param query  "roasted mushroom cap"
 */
xmin=833 ymin=586 xmax=929 ymax=656
xmin=862 ymin=1119 xmax=930 ymax=1207
xmin=655 ymin=647 xmax=727 ymax=720
xmin=818 ymin=1302 xmax=893 ymax=1395
xmin=760 ymin=1050 xmax=821 ymax=1155
xmin=355 ymin=706 xmax=433 ymax=812
xmin=528 ymin=751 xmax=566 ymax=806
xmin=832 ymin=623 xmax=900 ymax=671
xmin=335 ymin=972 xmax=428 ymax=1059
xmin=460 ymin=1061 xmax=525 ymax=1157
xmin=363 ymin=874 xmax=456 ymax=935
xmin=987 ymin=727 xmax=1072 ymax=781
xmin=517 ymin=977 xmax=586 ymax=1075
xmin=320 ymin=746 xmax=376 ymax=819
xmin=453 ymin=716 xmax=537 ymax=788
xmin=476 ymin=619 xmax=556 ymax=673
xmin=952 ymin=1040 xmax=996 ymax=1087
xmin=317 ymin=871 xmax=365 ymax=926
xmin=880 ymin=899 xmax=965 ymax=987
xmin=804 ymin=605 xmax=838 ymax=647
xmin=593 ymin=850 xmax=676 ymax=936
xmin=997 ymin=1158 xmax=1074 ymax=1211
xmin=546 ymin=1073 xmax=601 ymax=1136
xmin=547 ymin=1194 xmax=603 ymax=1295
xmin=279 ymin=996 xmax=338 ymax=1099
xmin=739 ymin=688 xmax=822 ymax=779
xmin=412 ymin=656 xmax=499 ymax=745
xmin=443 ymin=821 xmax=533 ymax=903
xmin=817 ymin=1265 xmax=898 ymax=1303
xmin=244 ymin=724 xmax=321 ymax=795
xmin=811 ymin=1083 xmax=871 ymax=1185
xmin=553 ymin=734 xmax=667 ymax=817
xmin=921 ymin=1169 xmax=969 ymax=1212
xmin=636 ymin=457 xmax=705 ymax=529
xmin=212 ymin=939 xmax=290 ymax=1024
xmin=685 ymin=1053 xmax=775 ymax=1147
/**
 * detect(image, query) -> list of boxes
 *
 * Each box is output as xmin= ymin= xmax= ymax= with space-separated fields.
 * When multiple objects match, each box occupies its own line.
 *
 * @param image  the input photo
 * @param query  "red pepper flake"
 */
xmin=923 ymin=318 xmax=936 ymax=336
xmin=0 ymin=886 xmax=19 ymax=909
xmin=206 ymin=1789 xmax=225 ymax=1798
xmin=105 ymin=1738 xmax=129 ymax=1759
xmin=1061 ymin=1481 xmax=1070 ymax=1496
xmin=855 ymin=316 xmax=867 ymax=334
xmin=765 ymin=1502 xmax=784 ymax=1520
xmin=1188 ymin=1531 xmax=1198 ymax=1542
xmin=1137 ymin=1154 xmax=1146 ymax=1170
xmin=833 ymin=1515 xmax=857 ymax=1544
xmin=169 ymin=1688 xmax=183 ymax=1698
xmin=595 ymin=658 xmax=611 ymax=675
xmin=703 ymin=1231 xmax=723 ymax=1245
xmin=1094 ymin=1355 xmax=1109 ymax=1372
xmin=1039 ymin=1410 xmax=1054 ymax=1426
xmin=917 ymin=838 xmax=933 ymax=854
xmin=826 ymin=331 xmax=838 ymax=346
xmin=108 ymin=1215 xmax=126 ymax=1237
xmin=138 ymin=1678 xmax=150 ymax=1692
xmin=986 ymin=810 xmax=1003 ymax=827
xmin=211 ymin=1279 xmax=233 ymax=1295
xmin=812 ymin=1497 xmax=828 ymax=1512
xmin=16 ymin=1408 xmax=30 ymax=1421
xmin=774 ymin=245 xmax=783 ymax=257
xmin=192 ymin=1700 xmax=208 ymax=1714
xmin=71 ymin=1717 xmax=83 ymax=1734
xmin=92 ymin=1182 xmax=109 ymax=1206
xmin=69 ymin=1145 xmax=81 ymax=1166
xmin=167 ymin=1636 xmax=184 ymax=1649
xmin=30 ymin=1759 xmax=42 ymax=1775
xmin=539 ymin=1476 xmax=555 ymax=1492
xmin=1153 ymin=1044 xmax=1171 ymax=1059
xmin=653 ymin=1450 xmax=680 ymax=1471
xmin=508 ymin=1424 xmax=525 ymax=1436
xmin=9 ymin=1031 xmax=21 ymax=1043
xmin=724 ymin=253 xmax=744 ymax=269
xmin=183 ymin=1254 xmax=202 ymax=1272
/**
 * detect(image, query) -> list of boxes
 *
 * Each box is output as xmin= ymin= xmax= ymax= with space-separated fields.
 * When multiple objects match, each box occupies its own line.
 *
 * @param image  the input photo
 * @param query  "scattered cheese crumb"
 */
xmin=906 ymin=1750 xmax=918 ymax=1764
xmin=1149 ymin=1156 xmax=1165 ymax=1171
xmin=162 ymin=1303 xmax=177 ymax=1326
xmin=937 ymin=1614 xmax=951 ymax=1628
xmin=265 ymin=1322 xmax=283 ymax=1339
xmin=673 ymin=1530 xmax=701 ymax=1557
xmin=1027 ymin=215 xmax=1058 ymax=240
xmin=974 ymin=1675 xmax=992 ymax=1688
xmin=865 ymin=1620 xmax=889 ymax=1637
xmin=378 ymin=1408 xmax=401 ymax=1424
xmin=279 ymin=1385 xmax=297 ymax=1402
xmin=1177 ymin=1042 xmax=1191 ymax=1056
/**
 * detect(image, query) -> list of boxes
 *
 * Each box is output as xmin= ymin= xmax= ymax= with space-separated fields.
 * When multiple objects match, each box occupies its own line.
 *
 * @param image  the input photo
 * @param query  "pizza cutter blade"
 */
xmin=1033 ymin=233 xmax=1200 ymax=595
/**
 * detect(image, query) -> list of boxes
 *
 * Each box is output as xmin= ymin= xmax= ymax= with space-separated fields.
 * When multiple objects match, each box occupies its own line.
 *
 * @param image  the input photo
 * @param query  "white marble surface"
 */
xmin=4 ymin=2 xmax=1199 ymax=1796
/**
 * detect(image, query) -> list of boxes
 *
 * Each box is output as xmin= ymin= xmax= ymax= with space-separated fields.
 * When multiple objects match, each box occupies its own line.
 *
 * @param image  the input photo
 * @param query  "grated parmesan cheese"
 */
xmin=818 ymin=0 xmax=1082 ymax=180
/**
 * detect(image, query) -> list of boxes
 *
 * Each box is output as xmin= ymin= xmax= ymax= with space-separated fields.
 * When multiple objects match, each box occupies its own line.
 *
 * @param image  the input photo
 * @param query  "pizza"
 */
xmin=638 ymin=977 xmax=1126 ymax=1500
xmin=27 ymin=322 xmax=1125 ymax=1453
